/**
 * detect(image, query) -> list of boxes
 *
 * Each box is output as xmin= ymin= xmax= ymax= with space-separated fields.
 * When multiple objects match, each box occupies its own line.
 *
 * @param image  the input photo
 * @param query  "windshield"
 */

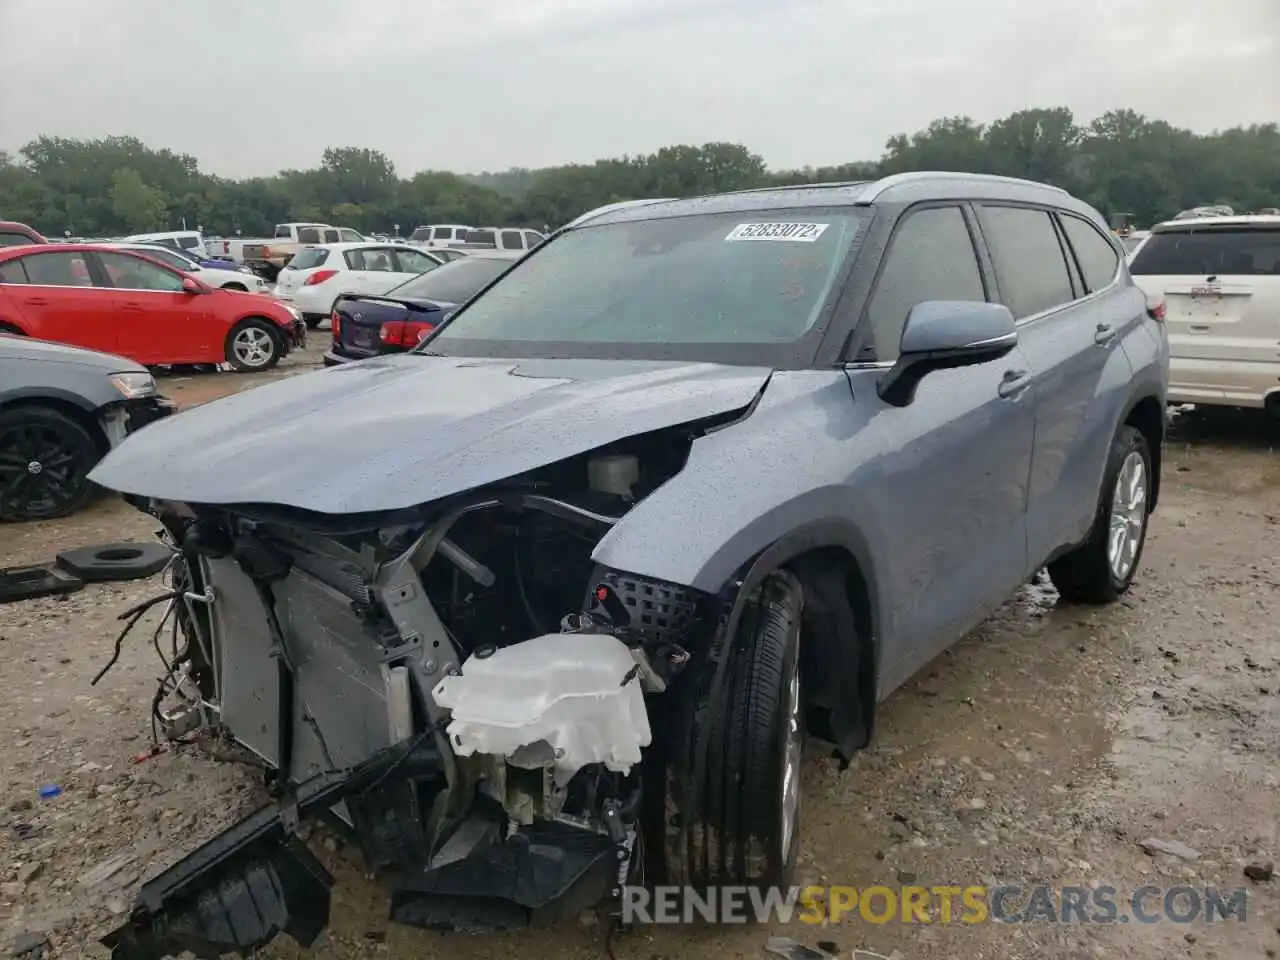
xmin=390 ymin=256 xmax=511 ymax=302
xmin=135 ymin=247 xmax=197 ymax=271
xmin=424 ymin=209 xmax=865 ymax=360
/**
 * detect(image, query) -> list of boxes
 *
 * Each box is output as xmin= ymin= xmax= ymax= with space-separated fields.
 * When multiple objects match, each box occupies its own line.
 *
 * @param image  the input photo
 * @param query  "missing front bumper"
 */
xmin=102 ymin=746 xmax=619 ymax=958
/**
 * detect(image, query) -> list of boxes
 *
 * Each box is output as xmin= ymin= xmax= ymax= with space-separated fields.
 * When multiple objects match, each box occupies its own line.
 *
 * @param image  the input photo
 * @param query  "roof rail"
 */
xmin=563 ymin=198 xmax=677 ymax=229
xmin=863 ymin=171 xmax=1070 ymax=200
xmin=717 ymin=180 xmax=871 ymax=197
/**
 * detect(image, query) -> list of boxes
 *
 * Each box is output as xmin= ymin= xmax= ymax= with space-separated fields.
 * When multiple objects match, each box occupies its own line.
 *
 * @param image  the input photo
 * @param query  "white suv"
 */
xmin=1128 ymin=215 xmax=1280 ymax=417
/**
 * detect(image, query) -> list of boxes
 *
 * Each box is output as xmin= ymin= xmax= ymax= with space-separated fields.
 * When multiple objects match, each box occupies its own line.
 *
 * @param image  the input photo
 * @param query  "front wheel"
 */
xmin=0 ymin=406 xmax=102 ymax=522
xmin=663 ymin=570 xmax=805 ymax=890
xmin=1048 ymin=425 xmax=1152 ymax=604
xmin=221 ymin=282 xmax=248 ymax=292
xmin=225 ymin=319 xmax=282 ymax=372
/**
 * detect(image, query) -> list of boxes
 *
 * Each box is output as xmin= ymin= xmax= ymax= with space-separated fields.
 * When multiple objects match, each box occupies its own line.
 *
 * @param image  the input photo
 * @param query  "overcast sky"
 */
xmin=0 ymin=0 xmax=1276 ymax=178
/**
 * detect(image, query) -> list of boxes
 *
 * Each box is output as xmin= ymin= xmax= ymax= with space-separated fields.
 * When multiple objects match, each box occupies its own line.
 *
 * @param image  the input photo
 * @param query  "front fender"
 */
xmin=591 ymin=370 xmax=891 ymax=651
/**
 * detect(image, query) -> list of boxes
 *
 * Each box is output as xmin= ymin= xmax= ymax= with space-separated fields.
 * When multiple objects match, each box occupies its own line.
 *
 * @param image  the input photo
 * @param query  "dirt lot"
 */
xmin=1 ymin=348 xmax=1277 ymax=959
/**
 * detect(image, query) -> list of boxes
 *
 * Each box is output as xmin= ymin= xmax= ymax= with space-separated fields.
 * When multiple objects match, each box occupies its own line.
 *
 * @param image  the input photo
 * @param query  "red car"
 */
xmin=0 ymin=244 xmax=305 ymax=371
xmin=0 ymin=221 xmax=46 ymax=247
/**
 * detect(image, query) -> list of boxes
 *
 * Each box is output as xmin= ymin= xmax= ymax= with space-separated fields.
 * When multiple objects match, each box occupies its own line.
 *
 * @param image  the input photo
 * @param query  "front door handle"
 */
xmin=22 ymin=297 xmax=47 ymax=306
xmin=1189 ymin=323 xmax=1210 ymax=332
xmin=1094 ymin=323 xmax=1116 ymax=345
xmin=122 ymin=302 xmax=143 ymax=311
xmin=997 ymin=369 xmax=1031 ymax=399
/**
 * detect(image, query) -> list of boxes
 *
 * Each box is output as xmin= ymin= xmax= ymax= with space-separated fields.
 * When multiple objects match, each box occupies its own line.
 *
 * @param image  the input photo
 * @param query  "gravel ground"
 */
xmin=1 ymin=366 xmax=1277 ymax=959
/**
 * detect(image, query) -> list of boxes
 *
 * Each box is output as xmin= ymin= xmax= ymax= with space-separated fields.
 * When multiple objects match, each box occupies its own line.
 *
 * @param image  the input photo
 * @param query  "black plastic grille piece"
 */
xmin=590 ymin=569 xmax=699 ymax=646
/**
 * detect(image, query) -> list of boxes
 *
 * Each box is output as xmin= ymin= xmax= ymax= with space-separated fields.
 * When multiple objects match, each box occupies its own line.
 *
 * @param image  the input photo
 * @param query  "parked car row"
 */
xmin=0 ymin=244 xmax=305 ymax=371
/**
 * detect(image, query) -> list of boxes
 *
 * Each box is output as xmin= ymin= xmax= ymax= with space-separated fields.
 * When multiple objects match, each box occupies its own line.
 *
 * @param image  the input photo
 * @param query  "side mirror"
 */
xmin=877 ymin=301 xmax=1017 ymax=407
xmin=181 ymin=276 xmax=206 ymax=295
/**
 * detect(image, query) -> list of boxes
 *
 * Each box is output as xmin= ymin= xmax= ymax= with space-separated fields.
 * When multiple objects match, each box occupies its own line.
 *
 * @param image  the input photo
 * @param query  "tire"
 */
xmin=0 ymin=406 xmax=102 ymax=522
xmin=0 ymin=323 xmax=25 ymax=336
xmin=221 ymin=282 xmax=248 ymax=292
xmin=225 ymin=318 xmax=282 ymax=372
xmin=1048 ymin=425 xmax=1152 ymax=604
xmin=304 ymin=316 xmax=323 ymax=330
xmin=665 ymin=570 xmax=805 ymax=890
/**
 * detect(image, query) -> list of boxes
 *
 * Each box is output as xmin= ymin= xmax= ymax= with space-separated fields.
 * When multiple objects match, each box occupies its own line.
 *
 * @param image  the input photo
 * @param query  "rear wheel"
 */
xmin=0 ymin=406 xmax=101 ymax=522
xmin=1049 ymin=425 xmax=1152 ymax=604
xmin=225 ymin=319 xmax=282 ymax=372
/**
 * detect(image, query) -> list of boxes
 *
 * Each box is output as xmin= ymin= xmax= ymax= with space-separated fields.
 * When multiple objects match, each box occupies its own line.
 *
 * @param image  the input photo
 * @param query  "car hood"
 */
xmin=89 ymin=355 xmax=771 ymax=514
xmin=0 ymin=334 xmax=144 ymax=372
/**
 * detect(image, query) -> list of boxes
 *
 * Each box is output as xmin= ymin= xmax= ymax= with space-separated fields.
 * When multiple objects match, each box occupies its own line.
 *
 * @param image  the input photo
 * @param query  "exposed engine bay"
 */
xmin=101 ymin=420 xmax=729 ymax=958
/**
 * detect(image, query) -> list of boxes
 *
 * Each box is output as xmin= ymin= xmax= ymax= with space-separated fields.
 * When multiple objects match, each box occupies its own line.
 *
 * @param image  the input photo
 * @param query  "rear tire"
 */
xmin=1048 ymin=425 xmax=1152 ymax=604
xmin=225 ymin=318 xmax=282 ymax=372
xmin=663 ymin=570 xmax=805 ymax=890
xmin=0 ymin=406 xmax=101 ymax=522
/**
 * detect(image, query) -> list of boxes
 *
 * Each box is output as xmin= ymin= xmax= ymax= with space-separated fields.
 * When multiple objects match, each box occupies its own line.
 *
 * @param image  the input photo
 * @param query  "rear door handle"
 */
xmin=998 ymin=369 xmax=1031 ymax=399
xmin=122 ymin=302 xmax=143 ymax=311
xmin=1189 ymin=323 xmax=1210 ymax=332
xmin=22 ymin=297 xmax=47 ymax=306
xmin=1094 ymin=323 xmax=1116 ymax=345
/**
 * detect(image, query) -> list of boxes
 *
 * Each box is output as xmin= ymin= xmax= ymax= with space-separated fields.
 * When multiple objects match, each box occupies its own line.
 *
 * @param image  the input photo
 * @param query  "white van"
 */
xmin=1128 ymin=214 xmax=1280 ymax=417
xmin=408 ymin=224 xmax=473 ymax=249
xmin=124 ymin=230 xmax=209 ymax=259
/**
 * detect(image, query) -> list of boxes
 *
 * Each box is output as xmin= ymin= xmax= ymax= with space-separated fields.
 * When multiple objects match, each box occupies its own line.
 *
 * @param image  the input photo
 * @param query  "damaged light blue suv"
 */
xmin=90 ymin=172 xmax=1168 ymax=957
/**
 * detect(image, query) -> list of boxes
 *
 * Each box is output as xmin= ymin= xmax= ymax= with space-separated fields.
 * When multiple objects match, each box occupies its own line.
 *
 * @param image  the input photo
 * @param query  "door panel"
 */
xmin=852 ymin=203 xmax=1035 ymax=687
xmin=94 ymin=252 xmax=214 ymax=364
xmin=975 ymin=205 xmax=1140 ymax=564
xmin=847 ymin=353 xmax=1036 ymax=693
xmin=7 ymin=251 xmax=118 ymax=354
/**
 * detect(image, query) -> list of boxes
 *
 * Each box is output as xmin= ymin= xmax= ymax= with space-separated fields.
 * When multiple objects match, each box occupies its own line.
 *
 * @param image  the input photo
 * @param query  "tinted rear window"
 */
xmin=178 ymin=236 xmax=200 ymax=250
xmin=410 ymin=227 xmax=431 ymax=241
xmin=389 ymin=257 xmax=511 ymax=302
xmin=288 ymin=248 xmax=330 ymax=270
xmin=465 ymin=230 xmax=496 ymax=246
xmin=1129 ymin=228 xmax=1280 ymax=276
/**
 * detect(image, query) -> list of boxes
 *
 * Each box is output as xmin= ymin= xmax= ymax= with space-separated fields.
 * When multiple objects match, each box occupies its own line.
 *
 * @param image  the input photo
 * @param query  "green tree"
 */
xmin=110 ymin=167 xmax=167 ymax=232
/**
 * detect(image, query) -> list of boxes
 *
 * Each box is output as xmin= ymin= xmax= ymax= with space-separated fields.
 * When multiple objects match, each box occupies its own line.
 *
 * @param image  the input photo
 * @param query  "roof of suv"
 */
xmin=576 ymin=172 xmax=1087 ymax=228
xmin=1151 ymin=214 xmax=1280 ymax=232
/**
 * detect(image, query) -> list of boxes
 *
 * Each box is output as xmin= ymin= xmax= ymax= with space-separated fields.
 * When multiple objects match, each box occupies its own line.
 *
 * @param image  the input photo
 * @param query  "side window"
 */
xmin=21 ymin=252 xmax=93 ymax=287
xmin=298 ymin=228 xmax=321 ymax=243
xmin=500 ymin=229 xmax=523 ymax=249
xmin=0 ymin=260 xmax=29 ymax=283
xmin=323 ymin=229 xmax=340 ymax=243
xmin=393 ymin=249 xmax=440 ymax=274
xmin=275 ymin=225 xmax=292 ymax=238
xmin=524 ymin=230 xmax=544 ymax=248
xmin=1059 ymin=215 xmax=1121 ymax=293
xmin=862 ymin=205 xmax=986 ymax=362
xmin=434 ymin=227 xmax=454 ymax=241
xmin=97 ymin=253 xmax=185 ymax=291
xmin=979 ymin=206 xmax=1075 ymax=319
xmin=350 ymin=248 xmax=395 ymax=272
xmin=338 ymin=229 xmax=362 ymax=242
xmin=0 ymin=232 xmax=36 ymax=248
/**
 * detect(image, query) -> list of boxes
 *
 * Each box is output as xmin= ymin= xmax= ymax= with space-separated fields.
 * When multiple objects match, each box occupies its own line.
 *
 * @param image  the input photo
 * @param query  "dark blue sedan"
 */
xmin=324 ymin=254 xmax=513 ymax=365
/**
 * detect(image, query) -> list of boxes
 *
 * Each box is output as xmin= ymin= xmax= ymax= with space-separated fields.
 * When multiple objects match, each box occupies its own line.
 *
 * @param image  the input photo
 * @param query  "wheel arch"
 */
xmin=716 ymin=519 xmax=882 ymax=760
xmin=1121 ymin=392 xmax=1164 ymax=510
xmin=0 ymin=394 xmax=111 ymax=455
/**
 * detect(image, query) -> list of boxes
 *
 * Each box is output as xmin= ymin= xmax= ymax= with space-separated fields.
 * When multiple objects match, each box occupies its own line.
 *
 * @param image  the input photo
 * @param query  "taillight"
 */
xmin=331 ymin=311 xmax=341 ymax=337
xmin=303 ymin=269 xmax=338 ymax=287
xmin=379 ymin=320 xmax=435 ymax=346
xmin=1147 ymin=299 xmax=1166 ymax=322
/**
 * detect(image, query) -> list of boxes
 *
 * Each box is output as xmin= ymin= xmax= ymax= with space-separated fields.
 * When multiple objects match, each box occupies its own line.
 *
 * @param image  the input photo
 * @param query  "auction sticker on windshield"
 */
xmin=725 ymin=222 xmax=830 ymax=242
